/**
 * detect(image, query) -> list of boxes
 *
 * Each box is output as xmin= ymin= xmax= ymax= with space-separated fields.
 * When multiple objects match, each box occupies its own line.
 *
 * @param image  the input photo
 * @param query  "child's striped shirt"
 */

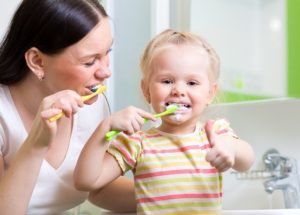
xmin=108 ymin=119 xmax=235 ymax=215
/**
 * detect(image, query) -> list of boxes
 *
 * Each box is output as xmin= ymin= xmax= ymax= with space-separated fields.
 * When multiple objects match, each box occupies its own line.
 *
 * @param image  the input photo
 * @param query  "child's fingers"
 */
xmin=204 ymin=120 xmax=216 ymax=147
xmin=205 ymin=148 xmax=218 ymax=163
xmin=218 ymin=164 xmax=230 ymax=172
xmin=136 ymin=109 xmax=156 ymax=122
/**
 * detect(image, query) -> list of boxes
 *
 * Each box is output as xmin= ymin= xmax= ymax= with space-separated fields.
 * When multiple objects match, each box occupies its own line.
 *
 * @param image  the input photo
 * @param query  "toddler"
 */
xmin=74 ymin=29 xmax=255 ymax=215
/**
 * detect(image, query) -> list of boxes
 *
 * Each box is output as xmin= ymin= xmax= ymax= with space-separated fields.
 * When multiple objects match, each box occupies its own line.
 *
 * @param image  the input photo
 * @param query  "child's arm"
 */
xmin=204 ymin=120 xmax=255 ymax=172
xmin=74 ymin=106 xmax=156 ymax=191
xmin=88 ymin=176 xmax=136 ymax=212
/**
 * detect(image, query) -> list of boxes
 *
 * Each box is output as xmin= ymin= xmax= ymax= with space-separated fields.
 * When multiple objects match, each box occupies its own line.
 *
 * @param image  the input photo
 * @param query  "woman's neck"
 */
xmin=9 ymin=74 xmax=48 ymax=131
xmin=10 ymin=74 xmax=46 ymax=117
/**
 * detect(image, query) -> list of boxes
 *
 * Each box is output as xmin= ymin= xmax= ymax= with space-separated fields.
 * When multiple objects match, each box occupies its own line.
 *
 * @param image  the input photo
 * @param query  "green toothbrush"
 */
xmin=105 ymin=104 xmax=178 ymax=141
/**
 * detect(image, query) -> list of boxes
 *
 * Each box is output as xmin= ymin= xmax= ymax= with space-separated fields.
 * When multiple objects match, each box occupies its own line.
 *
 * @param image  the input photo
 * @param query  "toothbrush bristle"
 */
xmin=91 ymin=85 xmax=101 ymax=93
xmin=166 ymin=104 xmax=178 ymax=113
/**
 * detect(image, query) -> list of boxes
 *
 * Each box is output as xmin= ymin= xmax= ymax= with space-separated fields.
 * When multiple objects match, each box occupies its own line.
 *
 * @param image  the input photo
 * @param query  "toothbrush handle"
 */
xmin=48 ymin=112 xmax=65 ymax=122
xmin=105 ymin=130 xmax=121 ymax=141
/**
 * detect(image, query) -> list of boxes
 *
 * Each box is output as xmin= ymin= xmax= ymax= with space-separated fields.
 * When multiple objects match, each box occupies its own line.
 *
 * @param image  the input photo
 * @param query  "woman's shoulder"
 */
xmin=0 ymin=84 xmax=9 ymax=99
xmin=0 ymin=84 xmax=25 ymax=157
xmin=0 ymin=84 xmax=15 ymax=115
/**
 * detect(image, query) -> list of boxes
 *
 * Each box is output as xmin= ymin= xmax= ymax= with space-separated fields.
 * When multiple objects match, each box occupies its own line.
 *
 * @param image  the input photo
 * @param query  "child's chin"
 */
xmin=168 ymin=114 xmax=186 ymax=124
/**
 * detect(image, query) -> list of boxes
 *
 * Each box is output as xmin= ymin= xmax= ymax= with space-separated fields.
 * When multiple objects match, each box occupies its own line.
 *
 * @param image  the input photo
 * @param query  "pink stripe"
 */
xmin=113 ymin=144 xmax=135 ymax=167
xmin=128 ymin=136 xmax=142 ymax=141
xmin=144 ymin=133 xmax=162 ymax=138
xmin=135 ymin=168 xmax=218 ymax=180
xmin=216 ymin=128 xmax=229 ymax=135
xmin=137 ymin=193 xmax=222 ymax=203
xmin=143 ymin=144 xmax=211 ymax=154
xmin=201 ymin=143 xmax=212 ymax=150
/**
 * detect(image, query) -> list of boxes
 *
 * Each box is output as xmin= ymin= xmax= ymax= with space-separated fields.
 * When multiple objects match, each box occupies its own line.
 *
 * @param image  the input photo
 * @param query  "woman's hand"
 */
xmin=28 ymin=90 xmax=84 ymax=150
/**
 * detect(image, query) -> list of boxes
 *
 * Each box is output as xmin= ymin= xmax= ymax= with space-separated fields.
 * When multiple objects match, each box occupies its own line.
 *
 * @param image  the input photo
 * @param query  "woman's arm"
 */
xmin=0 ymin=90 xmax=84 ymax=214
xmin=0 ymin=129 xmax=49 ymax=214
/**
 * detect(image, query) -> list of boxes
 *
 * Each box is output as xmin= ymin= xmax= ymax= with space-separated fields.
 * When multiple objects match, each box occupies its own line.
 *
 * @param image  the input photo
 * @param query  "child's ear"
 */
xmin=207 ymin=83 xmax=218 ymax=104
xmin=24 ymin=47 xmax=45 ymax=80
xmin=141 ymin=80 xmax=151 ymax=103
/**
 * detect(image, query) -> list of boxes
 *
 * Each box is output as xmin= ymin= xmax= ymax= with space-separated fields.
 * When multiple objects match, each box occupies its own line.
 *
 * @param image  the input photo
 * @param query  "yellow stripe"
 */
xmin=137 ymin=160 xmax=211 ymax=172
xmin=136 ymin=184 xmax=221 ymax=195
xmin=136 ymin=176 xmax=221 ymax=187
xmin=139 ymin=202 xmax=221 ymax=214
xmin=144 ymin=135 xmax=206 ymax=147
xmin=141 ymin=152 xmax=206 ymax=163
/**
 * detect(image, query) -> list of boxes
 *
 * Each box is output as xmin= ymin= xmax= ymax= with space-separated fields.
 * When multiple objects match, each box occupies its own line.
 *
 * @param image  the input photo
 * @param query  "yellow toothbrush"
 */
xmin=105 ymin=104 xmax=179 ymax=141
xmin=48 ymin=85 xmax=107 ymax=122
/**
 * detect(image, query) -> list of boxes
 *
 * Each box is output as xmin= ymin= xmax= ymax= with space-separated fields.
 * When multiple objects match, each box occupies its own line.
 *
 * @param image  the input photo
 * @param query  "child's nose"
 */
xmin=171 ymin=83 xmax=186 ymax=97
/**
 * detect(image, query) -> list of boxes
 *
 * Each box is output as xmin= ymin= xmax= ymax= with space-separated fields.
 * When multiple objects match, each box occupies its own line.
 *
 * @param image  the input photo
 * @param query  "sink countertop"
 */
xmin=101 ymin=209 xmax=300 ymax=215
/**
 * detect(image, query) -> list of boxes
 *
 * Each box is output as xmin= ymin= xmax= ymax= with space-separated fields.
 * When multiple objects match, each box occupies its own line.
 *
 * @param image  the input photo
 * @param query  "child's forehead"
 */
xmin=157 ymin=44 xmax=209 ymax=58
xmin=155 ymin=45 xmax=210 ymax=64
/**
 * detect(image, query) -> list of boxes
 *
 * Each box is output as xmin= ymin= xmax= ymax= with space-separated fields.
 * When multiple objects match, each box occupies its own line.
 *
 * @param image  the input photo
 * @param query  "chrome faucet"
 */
xmin=263 ymin=149 xmax=300 ymax=208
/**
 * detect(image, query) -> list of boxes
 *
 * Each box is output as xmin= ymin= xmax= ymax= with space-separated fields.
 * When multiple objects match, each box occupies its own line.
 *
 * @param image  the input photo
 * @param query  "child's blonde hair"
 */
xmin=140 ymin=29 xmax=220 ymax=83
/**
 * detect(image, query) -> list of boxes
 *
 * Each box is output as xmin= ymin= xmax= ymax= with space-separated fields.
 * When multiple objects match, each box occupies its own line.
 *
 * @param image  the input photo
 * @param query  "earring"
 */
xmin=38 ymin=74 xmax=44 ymax=81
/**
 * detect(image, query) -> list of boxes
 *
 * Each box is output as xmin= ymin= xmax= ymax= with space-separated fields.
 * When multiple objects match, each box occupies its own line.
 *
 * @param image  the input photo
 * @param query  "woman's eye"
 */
xmin=84 ymin=59 xmax=96 ymax=67
xmin=106 ymin=48 xmax=112 ymax=55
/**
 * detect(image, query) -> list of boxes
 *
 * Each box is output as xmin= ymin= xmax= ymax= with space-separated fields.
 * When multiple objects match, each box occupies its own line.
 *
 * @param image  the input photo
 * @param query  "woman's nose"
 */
xmin=95 ymin=60 xmax=111 ymax=80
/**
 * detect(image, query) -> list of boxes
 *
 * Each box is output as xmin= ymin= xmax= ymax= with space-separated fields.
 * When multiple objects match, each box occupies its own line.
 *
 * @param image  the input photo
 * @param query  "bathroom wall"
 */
xmin=0 ymin=0 xmax=21 ymax=39
xmin=107 ymin=0 xmax=152 ymax=112
xmin=189 ymin=0 xmax=286 ymax=99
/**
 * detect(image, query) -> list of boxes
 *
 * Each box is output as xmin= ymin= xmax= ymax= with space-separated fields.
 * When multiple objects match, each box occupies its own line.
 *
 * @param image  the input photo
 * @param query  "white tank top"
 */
xmin=0 ymin=84 xmax=110 ymax=214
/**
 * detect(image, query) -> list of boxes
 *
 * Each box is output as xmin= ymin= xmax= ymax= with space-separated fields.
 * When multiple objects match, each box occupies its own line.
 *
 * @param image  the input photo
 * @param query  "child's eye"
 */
xmin=162 ymin=79 xmax=173 ymax=84
xmin=187 ymin=81 xmax=198 ymax=86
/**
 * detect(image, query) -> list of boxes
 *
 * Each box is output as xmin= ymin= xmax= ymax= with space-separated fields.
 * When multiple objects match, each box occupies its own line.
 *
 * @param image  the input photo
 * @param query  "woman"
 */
xmin=0 ymin=0 xmax=140 ymax=214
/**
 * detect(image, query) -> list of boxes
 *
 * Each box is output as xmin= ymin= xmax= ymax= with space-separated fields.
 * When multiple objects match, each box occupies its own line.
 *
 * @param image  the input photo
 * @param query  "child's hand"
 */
xmin=204 ymin=120 xmax=236 ymax=172
xmin=109 ymin=106 xmax=156 ymax=135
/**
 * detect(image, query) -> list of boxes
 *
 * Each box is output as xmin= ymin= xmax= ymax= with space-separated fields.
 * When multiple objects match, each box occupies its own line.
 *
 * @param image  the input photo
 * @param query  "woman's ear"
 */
xmin=141 ymin=79 xmax=151 ymax=104
xmin=24 ymin=47 xmax=45 ymax=80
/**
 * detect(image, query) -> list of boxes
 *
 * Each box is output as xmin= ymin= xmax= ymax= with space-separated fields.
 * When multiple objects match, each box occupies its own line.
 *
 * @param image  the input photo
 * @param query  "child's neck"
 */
xmin=157 ymin=122 xmax=197 ymax=135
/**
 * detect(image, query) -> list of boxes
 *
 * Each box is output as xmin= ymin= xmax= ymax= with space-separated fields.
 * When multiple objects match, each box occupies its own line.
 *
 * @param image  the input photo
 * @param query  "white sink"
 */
xmin=101 ymin=209 xmax=300 ymax=215
xmin=221 ymin=209 xmax=300 ymax=215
